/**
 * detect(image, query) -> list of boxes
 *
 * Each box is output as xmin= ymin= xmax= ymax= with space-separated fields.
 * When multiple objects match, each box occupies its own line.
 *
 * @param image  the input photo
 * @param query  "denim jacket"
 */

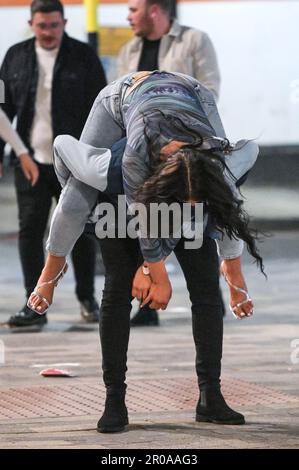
xmin=53 ymin=72 xmax=258 ymax=262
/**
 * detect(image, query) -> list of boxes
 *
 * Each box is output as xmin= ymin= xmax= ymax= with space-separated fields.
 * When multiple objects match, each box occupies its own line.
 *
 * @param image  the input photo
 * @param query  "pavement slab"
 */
xmin=0 ymin=171 xmax=298 ymax=449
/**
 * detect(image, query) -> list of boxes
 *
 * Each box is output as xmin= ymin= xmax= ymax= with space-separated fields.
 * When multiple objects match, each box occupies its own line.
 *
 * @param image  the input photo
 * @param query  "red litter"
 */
xmin=39 ymin=368 xmax=75 ymax=377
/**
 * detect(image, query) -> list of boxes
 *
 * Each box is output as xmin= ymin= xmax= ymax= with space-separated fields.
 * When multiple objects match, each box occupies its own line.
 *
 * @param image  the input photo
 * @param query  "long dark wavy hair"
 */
xmin=135 ymin=143 xmax=265 ymax=275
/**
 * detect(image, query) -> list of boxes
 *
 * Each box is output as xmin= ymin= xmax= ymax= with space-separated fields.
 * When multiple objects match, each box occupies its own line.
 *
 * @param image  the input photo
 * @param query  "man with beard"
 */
xmin=0 ymin=0 xmax=107 ymax=327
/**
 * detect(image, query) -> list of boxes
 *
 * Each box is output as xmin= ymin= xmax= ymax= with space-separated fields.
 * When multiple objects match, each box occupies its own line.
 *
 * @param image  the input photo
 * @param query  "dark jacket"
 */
xmin=0 ymin=33 xmax=107 ymax=163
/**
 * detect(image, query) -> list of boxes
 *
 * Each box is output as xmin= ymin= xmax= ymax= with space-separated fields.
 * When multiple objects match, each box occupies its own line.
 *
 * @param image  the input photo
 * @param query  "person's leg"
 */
xmin=42 ymin=75 xmax=130 ymax=286
xmin=53 ymin=135 xmax=116 ymax=191
xmin=15 ymin=165 xmax=52 ymax=297
xmin=51 ymin=92 xmax=126 ymax=320
xmin=27 ymin=81 xmax=127 ymax=315
xmin=71 ymin=234 xmax=96 ymax=303
xmin=79 ymin=79 xmax=126 ymax=148
xmin=25 ymin=175 xmax=100 ymax=315
xmin=97 ymin=236 xmax=141 ymax=433
xmin=30 ymin=138 xmax=121 ymax=314
xmin=174 ymin=237 xmax=245 ymax=424
xmin=174 ymin=237 xmax=223 ymax=389
xmin=51 ymin=162 xmax=99 ymax=321
xmin=9 ymin=165 xmax=51 ymax=326
xmin=47 ymin=175 xmax=99 ymax=257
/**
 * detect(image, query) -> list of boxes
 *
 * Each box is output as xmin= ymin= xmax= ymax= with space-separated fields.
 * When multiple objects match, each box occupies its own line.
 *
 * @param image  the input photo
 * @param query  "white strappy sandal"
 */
xmin=223 ymin=275 xmax=253 ymax=320
xmin=27 ymin=262 xmax=68 ymax=315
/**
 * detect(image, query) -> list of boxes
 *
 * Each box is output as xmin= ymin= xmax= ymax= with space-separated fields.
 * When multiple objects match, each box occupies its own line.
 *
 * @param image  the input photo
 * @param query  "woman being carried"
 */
xmin=28 ymin=71 xmax=263 ymax=432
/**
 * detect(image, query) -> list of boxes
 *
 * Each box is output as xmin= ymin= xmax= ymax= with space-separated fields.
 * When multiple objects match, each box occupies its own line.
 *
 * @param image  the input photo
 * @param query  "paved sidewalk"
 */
xmin=0 ymin=168 xmax=298 ymax=449
xmin=0 ymin=230 xmax=298 ymax=449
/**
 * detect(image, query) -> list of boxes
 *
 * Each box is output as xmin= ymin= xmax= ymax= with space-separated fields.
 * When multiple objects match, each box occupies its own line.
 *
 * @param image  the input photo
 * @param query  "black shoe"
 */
xmin=97 ymin=393 xmax=128 ymax=433
xmin=196 ymin=387 xmax=245 ymax=425
xmin=95 ymin=247 xmax=106 ymax=275
xmin=8 ymin=304 xmax=48 ymax=327
xmin=130 ymin=305 xmax=159 ymax=327
xmin=79 ymin=298 xmax=100 ymax=323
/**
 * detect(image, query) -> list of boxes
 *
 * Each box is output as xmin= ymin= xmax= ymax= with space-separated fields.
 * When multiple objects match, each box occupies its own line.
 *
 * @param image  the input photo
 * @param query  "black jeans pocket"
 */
xmin=14 ymin=165 xmax=32 ymax=193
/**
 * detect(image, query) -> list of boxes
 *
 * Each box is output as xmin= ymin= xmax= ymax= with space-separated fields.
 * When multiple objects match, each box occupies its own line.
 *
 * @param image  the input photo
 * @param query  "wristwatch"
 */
xmin=142 ymin=264 xmax=150 ymax=276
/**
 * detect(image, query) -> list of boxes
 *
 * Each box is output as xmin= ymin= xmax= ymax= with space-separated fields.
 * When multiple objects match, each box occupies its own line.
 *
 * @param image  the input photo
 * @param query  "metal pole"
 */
xmin=84 ymin=0 xmax=99 ymax=53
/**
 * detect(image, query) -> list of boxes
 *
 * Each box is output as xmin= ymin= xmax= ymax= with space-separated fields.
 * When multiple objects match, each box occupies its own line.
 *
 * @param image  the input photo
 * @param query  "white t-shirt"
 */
xmin=30 ymin=44 xmax=58 ymax=165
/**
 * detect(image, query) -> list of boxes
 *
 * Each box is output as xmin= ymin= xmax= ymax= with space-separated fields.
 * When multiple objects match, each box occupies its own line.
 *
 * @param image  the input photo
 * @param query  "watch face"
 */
xmin=142 ymin=265 xmax=150 ymax=275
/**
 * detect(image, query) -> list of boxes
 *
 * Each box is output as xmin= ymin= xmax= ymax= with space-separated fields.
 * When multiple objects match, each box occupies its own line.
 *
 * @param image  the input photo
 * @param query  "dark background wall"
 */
xmin=247 ymin=146 xmax=299 ymax=188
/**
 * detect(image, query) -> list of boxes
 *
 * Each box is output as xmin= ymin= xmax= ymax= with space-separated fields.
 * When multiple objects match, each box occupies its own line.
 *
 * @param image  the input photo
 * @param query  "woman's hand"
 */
xmin=140 ymin=280 xmax=172 ymax=310
xmin=19 ymin=153 xmax=39 ymax=186
xmin=132 ymin=265 xmax=152 ymax=304
xmin=132 ymin=258 xmax=172 ymax=310
xmin=221 ymin=258 xmax=253 ymax=319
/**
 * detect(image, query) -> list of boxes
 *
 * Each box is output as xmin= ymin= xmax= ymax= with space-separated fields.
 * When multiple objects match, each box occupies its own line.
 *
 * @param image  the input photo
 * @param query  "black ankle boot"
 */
xmin=196 ymin=387 xmax=245 ymax=425
xmin=130 ymin=306 xmax=159 ymax=327
xmin=97 ymin=391 xmax=128 ymax=433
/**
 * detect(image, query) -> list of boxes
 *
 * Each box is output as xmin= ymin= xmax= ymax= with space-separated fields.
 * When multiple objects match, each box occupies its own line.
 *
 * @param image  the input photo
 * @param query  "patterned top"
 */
xmin=120 ymin=72 xmax=248 ymax=262
xmin=54 ymin=72 xmax=258 ymax=262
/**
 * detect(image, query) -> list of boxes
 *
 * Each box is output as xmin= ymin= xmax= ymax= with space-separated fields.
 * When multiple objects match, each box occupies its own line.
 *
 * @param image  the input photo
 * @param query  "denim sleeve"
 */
xmin=139 ymin=238 xmax=180 ymax=263
xmin=217 ymin=140 xmax=259 ymax=260
xmin=215 ymin=177 xmax=244 ymax=260
xmin=216 ymin=235 xmax=244 ymax=260
xmin=215 ymin=172 xmax=243 ymax=259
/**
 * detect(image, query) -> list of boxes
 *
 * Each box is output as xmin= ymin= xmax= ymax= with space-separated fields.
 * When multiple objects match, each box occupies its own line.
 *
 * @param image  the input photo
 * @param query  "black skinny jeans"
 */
xmin=99 ymin=235 xmax=223 ymax=392
xmin=14 ymin=163 xmax=96 ymax=301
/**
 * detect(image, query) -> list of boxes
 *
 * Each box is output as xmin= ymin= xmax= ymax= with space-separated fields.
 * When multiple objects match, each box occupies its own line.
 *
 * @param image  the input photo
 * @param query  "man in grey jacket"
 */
xmin=118 ymin=0 xmax=221 ymax=325
xmin=118 ymin=0 xmax=220 ymax=100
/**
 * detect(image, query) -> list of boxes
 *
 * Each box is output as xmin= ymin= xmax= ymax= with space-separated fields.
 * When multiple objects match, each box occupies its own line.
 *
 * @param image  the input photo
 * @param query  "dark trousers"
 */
xmin=14 ymin=163 xmax=96 ymax=301
xmin=99 ymin=235 xmax=223 ymax=392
